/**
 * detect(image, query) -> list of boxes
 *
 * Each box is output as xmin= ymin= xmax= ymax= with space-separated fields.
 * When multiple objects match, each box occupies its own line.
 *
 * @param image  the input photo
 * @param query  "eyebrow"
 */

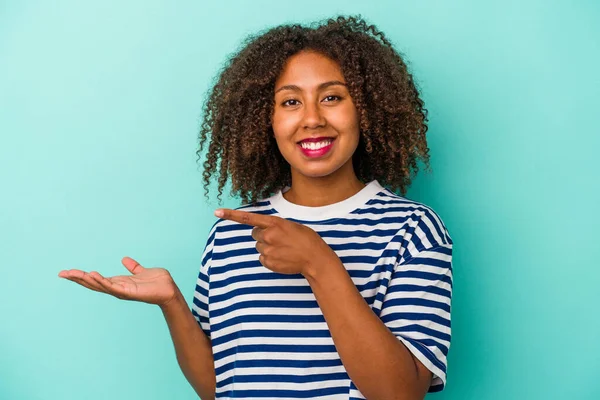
xmin=274 ymin=80 xmax=347 ymax=94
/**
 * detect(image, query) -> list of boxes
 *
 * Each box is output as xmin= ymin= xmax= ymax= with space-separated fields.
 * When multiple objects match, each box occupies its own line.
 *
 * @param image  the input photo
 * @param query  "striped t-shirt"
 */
xmin=192 ymin=179 xmax=453 ymax=399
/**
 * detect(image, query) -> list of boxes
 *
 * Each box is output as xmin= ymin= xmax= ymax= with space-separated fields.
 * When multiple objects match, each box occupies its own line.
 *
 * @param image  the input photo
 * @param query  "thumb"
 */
xmin=121 ymin=256 xmax=145 ymax=275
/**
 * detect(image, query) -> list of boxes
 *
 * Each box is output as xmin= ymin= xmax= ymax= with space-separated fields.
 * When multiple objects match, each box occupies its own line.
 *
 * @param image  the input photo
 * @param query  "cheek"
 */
xmin=330 ymin=105 xmax=360 ymax=139
xmin=272 ymin=109 xmax=298 ymax=138
xmin=271 ymin=116 xmax=296 ymax=153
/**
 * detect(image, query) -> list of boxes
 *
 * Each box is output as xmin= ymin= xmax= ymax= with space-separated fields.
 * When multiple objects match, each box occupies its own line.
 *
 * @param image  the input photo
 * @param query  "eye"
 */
xmin=282 ymin=99 xmax=301 ymax=107
xmin=323 ymin=95 xmax=342 ymax=102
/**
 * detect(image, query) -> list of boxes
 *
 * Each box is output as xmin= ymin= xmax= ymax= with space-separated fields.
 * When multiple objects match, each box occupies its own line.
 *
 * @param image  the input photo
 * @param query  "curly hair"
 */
xmin=196 ymin=15 xmax=431 ymax=205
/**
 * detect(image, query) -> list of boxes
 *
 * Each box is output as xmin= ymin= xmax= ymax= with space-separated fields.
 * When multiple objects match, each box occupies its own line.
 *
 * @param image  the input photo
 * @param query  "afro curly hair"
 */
xmin=197 ymin=15 xmax=431 ymax=205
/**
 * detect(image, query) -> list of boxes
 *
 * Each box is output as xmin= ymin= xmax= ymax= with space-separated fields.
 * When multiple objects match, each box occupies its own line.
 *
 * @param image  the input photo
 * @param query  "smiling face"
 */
xmin=272 ymin=50 xmax=361 ymax=182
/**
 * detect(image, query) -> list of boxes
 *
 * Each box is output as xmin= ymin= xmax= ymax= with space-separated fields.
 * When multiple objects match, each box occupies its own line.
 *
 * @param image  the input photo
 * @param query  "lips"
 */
xmin=297 ymin=137 xmax=335 ymax=158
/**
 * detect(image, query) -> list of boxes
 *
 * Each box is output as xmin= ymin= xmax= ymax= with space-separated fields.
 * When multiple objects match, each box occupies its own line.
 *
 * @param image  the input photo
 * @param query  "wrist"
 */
xmin=303 ymin=253 xmax=342 ymax=283
xmin=158 ymin=282 xmax=183 ymax=311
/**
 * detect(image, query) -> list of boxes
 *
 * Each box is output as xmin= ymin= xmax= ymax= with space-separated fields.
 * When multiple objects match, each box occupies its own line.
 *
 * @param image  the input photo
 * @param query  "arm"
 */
xmin=304 ymin=259 xmax=431 ymax=400
xmin=160 ymin=287 xmax=216 ymax=400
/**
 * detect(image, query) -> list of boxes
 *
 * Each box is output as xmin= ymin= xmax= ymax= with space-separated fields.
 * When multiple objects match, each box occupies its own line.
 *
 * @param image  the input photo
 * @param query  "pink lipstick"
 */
xmin=297 ymin=137 xmax=335 ymax=158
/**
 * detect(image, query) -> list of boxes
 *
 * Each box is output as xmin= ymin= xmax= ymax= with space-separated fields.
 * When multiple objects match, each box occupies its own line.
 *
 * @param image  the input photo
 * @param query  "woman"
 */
xmin=59 ymin=15 xmax=453 ymax=400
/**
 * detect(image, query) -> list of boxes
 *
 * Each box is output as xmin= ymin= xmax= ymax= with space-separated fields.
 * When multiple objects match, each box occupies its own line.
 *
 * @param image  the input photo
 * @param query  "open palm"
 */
xmin=58 ymin=256 xmax=177 ymax=307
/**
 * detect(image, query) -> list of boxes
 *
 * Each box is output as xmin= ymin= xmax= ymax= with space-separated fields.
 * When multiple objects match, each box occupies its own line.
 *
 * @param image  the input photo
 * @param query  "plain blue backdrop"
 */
xmin=1 ymin=1 xmax=599 ymax=399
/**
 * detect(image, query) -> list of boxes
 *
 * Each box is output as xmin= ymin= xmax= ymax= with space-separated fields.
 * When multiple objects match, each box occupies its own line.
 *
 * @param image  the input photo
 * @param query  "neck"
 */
xmin=283 ymin=164 xmax=366 ymax=207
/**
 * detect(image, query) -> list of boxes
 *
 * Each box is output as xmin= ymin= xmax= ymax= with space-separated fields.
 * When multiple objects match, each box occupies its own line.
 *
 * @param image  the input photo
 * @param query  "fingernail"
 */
xmin=215 ymin=209 xmax=224 ymax=217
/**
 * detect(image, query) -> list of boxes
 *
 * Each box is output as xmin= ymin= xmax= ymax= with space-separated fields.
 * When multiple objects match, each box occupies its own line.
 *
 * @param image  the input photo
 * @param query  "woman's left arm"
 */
xmin=303 ymin=256 xmax=431 ymax=400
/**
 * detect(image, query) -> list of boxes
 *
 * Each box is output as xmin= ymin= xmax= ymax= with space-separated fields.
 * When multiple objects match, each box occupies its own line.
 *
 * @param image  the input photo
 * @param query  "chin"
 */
xmin=292 ymin=163 xmax=345 ymax=179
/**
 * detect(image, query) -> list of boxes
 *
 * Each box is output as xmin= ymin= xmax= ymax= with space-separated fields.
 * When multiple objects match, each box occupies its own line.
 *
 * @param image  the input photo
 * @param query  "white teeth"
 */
xmin=301 ymin=140 xmax=332 ymax=150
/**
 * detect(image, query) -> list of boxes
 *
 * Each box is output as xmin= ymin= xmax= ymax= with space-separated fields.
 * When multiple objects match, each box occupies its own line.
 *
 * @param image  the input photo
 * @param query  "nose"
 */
xmin=302 ymin=100 xmax=326 ymax=129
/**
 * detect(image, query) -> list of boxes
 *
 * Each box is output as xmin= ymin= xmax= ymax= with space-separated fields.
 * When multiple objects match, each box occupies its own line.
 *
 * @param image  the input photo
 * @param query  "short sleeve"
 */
xmin=191 ymin=223 xmax=217 ymax=339
xmin=380 ymin=210 xmax=453 ymax=392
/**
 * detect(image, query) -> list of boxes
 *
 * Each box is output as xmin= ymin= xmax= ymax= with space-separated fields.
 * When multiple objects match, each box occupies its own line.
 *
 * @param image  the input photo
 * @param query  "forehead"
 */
xmin=275 ymin=50 xmax=345 ymax=87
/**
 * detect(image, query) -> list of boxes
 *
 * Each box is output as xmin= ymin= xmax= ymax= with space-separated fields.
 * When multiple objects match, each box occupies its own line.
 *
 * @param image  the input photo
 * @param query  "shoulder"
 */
xmin=373 ymin=186 xmax=453 ymax=248
xmin=201 ymin=199 xmax=274 ymax=268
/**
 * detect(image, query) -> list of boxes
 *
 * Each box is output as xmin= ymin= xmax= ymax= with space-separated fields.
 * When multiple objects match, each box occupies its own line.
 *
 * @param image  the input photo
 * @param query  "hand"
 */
xmin=215 ymin=208 xmax=340 ymax=276
xmin=58 ymin=256 xmax=178 ymax=308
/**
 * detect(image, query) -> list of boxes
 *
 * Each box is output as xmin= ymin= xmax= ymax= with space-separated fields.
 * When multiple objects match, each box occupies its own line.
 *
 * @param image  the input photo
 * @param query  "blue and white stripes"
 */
xmin=192 ymin=180 xmax=453 ymax=399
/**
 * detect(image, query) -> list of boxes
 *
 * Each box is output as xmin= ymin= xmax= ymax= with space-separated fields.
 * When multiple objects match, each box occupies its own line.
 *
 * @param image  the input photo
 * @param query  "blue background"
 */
xmin=1 ymin=1 xmax=599 ymax=399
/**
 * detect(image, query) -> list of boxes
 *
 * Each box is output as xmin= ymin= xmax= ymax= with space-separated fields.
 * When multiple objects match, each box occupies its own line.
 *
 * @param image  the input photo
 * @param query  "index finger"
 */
xmin=215 ymin=208 xmax=276 ymax=228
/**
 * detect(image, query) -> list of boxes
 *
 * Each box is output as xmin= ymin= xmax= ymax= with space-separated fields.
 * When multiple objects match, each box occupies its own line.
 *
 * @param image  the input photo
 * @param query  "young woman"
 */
xmin=59 ymin=16 xmax=453 ymax=400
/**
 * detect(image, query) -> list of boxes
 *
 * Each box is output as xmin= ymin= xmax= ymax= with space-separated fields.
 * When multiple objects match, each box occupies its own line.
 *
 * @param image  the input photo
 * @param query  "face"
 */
xmin=272 ymin=50 xmax=360 ymax=180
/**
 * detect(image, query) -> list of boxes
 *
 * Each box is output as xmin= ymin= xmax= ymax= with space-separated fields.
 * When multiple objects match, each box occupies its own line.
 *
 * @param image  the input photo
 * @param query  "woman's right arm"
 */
xmin=160 ymin=287 xmax=216 ymax=400
xmin=58 ymin=256 xmax=216 ymax=400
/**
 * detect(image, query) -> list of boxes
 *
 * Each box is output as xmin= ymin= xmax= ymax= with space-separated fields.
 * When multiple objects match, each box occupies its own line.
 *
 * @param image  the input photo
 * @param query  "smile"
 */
xmin=300 ymin=139 xmax=333 ymax=150
xmin=297 ymin=138 xmax=335 ymax=158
